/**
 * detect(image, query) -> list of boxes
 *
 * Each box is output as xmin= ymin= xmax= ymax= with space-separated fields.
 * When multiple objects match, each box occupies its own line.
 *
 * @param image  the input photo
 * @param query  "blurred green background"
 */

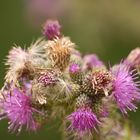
xmin=0 ymin=0 xmax=140 ymax=139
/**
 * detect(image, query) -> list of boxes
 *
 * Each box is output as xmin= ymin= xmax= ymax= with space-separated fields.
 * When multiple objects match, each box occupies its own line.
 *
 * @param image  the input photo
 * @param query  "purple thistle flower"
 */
xmin=67 ymin=107 xmax=100 ymax=137
xmin=0 ymin=88 xmax=40 ymax=133
xmin=83 ymin=54 xmax=104 ymax=71
xmin=69 ymin=63 xmax=81 ymax=74
xmin=112 ymin=64 xmax=140 ymax=114
xmin=43 ymin=20 xmax=61 ymax=40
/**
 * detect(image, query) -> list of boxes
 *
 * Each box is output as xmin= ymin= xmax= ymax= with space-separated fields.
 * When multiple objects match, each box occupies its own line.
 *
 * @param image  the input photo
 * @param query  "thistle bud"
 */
xmin=125 ymin=47 xmax=140 ymax=69
xmin=43 ymin=20 xmax=61 ymax=40
xmin=83 ymin=54 xmax=104 ymax=71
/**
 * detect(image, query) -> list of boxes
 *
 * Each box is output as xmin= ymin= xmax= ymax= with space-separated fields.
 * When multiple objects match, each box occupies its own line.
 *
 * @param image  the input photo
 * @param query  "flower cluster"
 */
xmin=0 ymin=20 xmax=140 ymax=139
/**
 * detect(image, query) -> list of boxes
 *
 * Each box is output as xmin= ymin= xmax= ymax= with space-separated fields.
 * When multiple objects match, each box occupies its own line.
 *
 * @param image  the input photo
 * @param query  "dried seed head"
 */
xmin=28 ymin=38 xmax=47 ymax=58
xmin=45 ymin=37 xmax=75 ymax=71
xmin=5 ymin=47 xmax=30 ymax=83
xmin=6 ymin=47 xmax=28 ymax=67
xmin=82 ymin=68 xmax=113 ymax=96
xmin=32 ymin=82 xmax=47 ymax=105
xmin=28 ymin=38 xmax=48 ymax=68
xmin=91 ymin=69 xmax=113 ymax=96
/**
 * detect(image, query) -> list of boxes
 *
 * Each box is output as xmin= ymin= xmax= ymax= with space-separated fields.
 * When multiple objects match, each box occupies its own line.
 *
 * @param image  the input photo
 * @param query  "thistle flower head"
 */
xmin=31 ymin=83 xmax=47 ymax=105
xmin=45 ymin=37 xmax=75 ymax=71
xmin=91 ymin=69 xmax=113 ymax=96
xmin=38 ymin=70 xmax=58 ymax=86
xmin=43 ymin=20 xmax=61 ymax=40
xmin=28 ymin=38 xmax=47 ymax=58
xmin=27 ymin=38 xmax=48 ymax=68
xmin=31 ymin=69 xmax=61 ymax=104
xmin=66 ymin=94 xmax=100 ymax=137
xmin=5 ymin=47 xmax=29 ymax=83
xmin=83 ymin=68 xmax=113 ymax=96
xmin=112 ymin=63 xmax=140 ymax=114
xmin=6 ymin=47 xmax=28 ymax=67
xmin=69 ymin=63 xmax=81 ymax=74
xmin=67 ymin=107 xmax=100 ymax=137
xmin=83 ymin=54 xmax=104 ymax=71
xmin=0 ymin=88 xmax=40 ymax=133
xmin=125 ymin=47 xmax=140 ymax=68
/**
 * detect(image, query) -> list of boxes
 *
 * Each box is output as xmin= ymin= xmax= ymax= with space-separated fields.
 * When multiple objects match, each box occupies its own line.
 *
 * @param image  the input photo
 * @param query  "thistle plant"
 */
xmin=0 ymin=19 xmax=140 ymax=140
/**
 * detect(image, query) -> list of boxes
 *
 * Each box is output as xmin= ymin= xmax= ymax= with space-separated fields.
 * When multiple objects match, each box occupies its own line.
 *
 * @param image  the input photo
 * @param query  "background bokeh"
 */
xmin=0 ymin=0 xmax=140 ymax=139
